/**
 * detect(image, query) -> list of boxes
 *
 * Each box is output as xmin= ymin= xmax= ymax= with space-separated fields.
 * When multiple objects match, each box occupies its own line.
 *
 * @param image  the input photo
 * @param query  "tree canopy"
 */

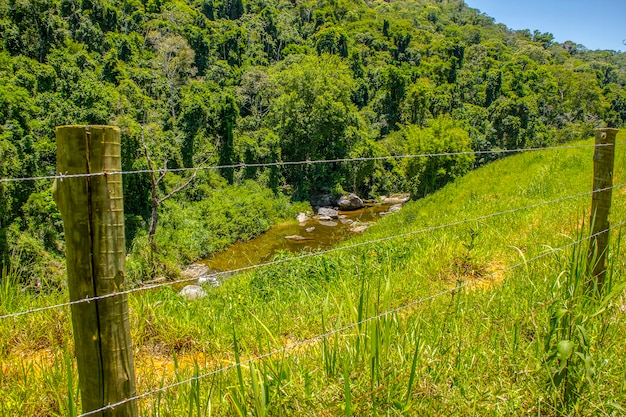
xmin=1 ymin=0 xmax=625 ymax=274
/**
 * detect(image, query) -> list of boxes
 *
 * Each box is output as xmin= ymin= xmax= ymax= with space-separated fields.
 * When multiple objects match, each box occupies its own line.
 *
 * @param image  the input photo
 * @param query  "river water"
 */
xmin=201 ymin=204 xmax=393 ymax=272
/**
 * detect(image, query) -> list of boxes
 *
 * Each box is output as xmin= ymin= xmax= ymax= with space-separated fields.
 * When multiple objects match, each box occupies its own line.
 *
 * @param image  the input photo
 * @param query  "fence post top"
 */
xmin=595 ymin=127 xmax=619 ymax=134
xmin=55 ymin=125 xmax=120 ymax=132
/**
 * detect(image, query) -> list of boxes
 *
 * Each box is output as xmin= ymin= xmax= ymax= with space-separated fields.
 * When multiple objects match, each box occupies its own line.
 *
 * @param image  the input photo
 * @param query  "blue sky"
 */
xmin=464 ymin=0 xmax=625 ymax=51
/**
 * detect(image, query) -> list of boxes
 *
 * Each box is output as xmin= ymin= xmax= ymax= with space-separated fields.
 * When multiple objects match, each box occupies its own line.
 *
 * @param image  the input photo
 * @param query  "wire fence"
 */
xmin=0 ymin=136 xmax=626 ymax=417
xmin=0 ymin=142 xmax=623 ymax=184
xmin=352 ymin=293 xmax=559 ymax=404
xmin=76 ymin=221 xmax=626 ymax=417
xmin=1 ymin=181 xmax=623 ymax=321
xmin=1 ymin=137 xmax=624 ymax=416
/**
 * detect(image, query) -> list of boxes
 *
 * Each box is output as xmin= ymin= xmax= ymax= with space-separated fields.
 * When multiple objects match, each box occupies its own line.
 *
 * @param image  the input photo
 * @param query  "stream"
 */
xmin=201 ymin=203 xmax=394 ymax=273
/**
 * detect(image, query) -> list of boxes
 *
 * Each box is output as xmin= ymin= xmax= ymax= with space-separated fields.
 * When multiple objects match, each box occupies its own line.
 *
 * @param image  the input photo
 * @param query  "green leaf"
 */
xmin=556 ymin=339 xmax=574 ymax=369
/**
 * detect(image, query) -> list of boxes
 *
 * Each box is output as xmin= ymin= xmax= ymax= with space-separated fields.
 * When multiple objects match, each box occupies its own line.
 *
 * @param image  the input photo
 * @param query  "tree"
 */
xmin=4 ymin=0 xmax=65 ymax=62
xmin=178 ymin=81 xmax=217 ymax=168
xmin=148 ymin=32 xmax=196 ymax=119
xmin=236 ymin=128 xmax=281 ymax=191
xmin=400 ymin=116 xmax=474 ymax=197
xmin=315 ymin=26 xmax=348 ymax=57
xmin=532 ymin=30 xmax=554 ymax=49
xmin=374 ymin=65 xmax=408 ymax=134
xmin=403 ymin=79 xmax=433 ymax=127
xmin=603 ymin=83 xmax=626 ymax=127
xmin=0 ymin=137 xmax=20 ymax=235
xmin=212 ymin=19 xmax=246 ymax=66
xmin=266 ymin=54 xmax=365 ymax=196
xmin=216 ymin=93 xmax=237 ymax=184
xmin=237 ymin=67 xmax=273 ymax=128
xmin=488 ymin=96 xmax=532 ymax=149
xmin=218 ymin=0 xmax=243 ymax=20
xmin=140 ymin=124 xmax=209 ymax=247
xmin=551 ymin=67 xmax=602 ymax=123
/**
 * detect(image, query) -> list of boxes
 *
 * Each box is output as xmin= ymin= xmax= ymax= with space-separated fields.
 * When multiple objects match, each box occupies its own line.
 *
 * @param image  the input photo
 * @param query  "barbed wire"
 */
xmin=76 ymin=221 xmax=626 ymax=417
xmin=352 ymin=293 xmax=558 ymax=404
xmin=1 ymin=182 xmax=623 ymax=321
xmin=0 ymin=142 xmax=623 ymax=184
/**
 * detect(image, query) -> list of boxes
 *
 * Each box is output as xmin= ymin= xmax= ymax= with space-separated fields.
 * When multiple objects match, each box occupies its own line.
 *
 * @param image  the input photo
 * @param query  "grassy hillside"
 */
xmin=2 ymin=134 xmax=626 ymax=416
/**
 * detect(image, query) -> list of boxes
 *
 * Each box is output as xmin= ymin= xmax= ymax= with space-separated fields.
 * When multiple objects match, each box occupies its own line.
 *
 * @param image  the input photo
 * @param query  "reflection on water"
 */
xmin=202 ymin=204 xmax=391 ymax=271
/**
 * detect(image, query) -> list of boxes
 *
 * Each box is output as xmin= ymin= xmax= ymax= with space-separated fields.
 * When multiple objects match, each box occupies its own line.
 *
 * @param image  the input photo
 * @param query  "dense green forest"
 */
xmin=1 ymin=0 xmax=625 ymax=283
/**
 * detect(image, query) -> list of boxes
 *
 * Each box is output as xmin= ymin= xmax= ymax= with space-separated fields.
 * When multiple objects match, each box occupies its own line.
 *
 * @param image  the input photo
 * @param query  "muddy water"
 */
xmin=202 ymin=204 xmax=392 ymax=271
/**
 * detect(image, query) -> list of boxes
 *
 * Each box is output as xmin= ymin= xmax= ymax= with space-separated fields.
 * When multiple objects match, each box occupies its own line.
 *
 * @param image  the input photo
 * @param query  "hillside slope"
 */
xmin=4 ymin=135 xmax=626 ymax=415
xmin=152 ymin=134 xmax=626 ymax=415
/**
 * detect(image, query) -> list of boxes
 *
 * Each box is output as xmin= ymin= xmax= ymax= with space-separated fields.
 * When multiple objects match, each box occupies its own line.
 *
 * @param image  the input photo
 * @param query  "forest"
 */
xmin=1 ymin=0 xmax=625 ymax=284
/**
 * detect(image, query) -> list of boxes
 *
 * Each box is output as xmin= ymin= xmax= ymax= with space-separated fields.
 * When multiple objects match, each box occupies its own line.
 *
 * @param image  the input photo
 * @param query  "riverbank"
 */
xmin=202 ymin=201 xmax=400 ymax=272
xmin=174 ymin=196 xmax=412 ymax=297
xmin=125 ymin=180 xmax=310 ymax=283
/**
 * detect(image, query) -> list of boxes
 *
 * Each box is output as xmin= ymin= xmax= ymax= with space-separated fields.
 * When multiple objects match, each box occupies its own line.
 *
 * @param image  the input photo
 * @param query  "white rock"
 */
xmin=296 ymin=212 xmax=308 ymax=224
xmin=198 ymin=275 xmax=220 ymax=287
xmin=285 ymin=235 xmax=308 ymax=241
xmin=317 ymin=207 xmax=339 ymax=219
xmin=381 ymin=194 xmax=410 ymax=205
xmin=179 ymin=285 xmax=207 ymax=300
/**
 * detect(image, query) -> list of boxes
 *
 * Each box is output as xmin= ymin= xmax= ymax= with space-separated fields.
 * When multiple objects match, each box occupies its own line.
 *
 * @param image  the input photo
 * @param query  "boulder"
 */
xmin=285 ymin=235 xmax=308 ymax=241
xmin=181 ymin=264 xmax=209 ymax=279
xmin=317 ymin=215 xmax=332 ymax=221
xmin=310 ymin=194 xmax=336 ymax=207
xmin=388 ymin=204 xmax=403 ymax=213
xmin=306 ymin=227 xmax=316 ymax=233
xmin=380 ymin=194 xmax=410 ymax=205
xmin=182 ymin=264 xmax=219 ymax=287
xmin=296 ymin=212 xmax=308 ymax=224
xmin=350 ymin=224 xmax=370 ymax=233
xmin=179 ymin=285 xmax=207 ymax=300
xmin=317 ymin=207 xmax=339 ymax=219
xmin=338 ymin=193 xmax=363 ymax=211
xmin=319 ymin=220 xmax=338 ymax=227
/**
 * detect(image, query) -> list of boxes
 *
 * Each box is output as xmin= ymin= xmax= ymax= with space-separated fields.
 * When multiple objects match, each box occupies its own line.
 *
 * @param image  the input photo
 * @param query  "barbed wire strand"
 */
xmin=76 ymin=221 xmax=626 ymax=417
xmin=1 ymin=182 xmax=624 ymax=321
xmin=352 ymin=293 xmax=558 ymax=403
xmin=0 ymin=142 xmax=624 ymax=184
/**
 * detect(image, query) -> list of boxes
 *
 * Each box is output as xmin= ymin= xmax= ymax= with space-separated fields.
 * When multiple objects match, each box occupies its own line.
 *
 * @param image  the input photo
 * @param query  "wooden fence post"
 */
xmin=587 ymin=127 xmax=619 ymax=289
xmin=53 ymin=125 xmax=138 ymax=416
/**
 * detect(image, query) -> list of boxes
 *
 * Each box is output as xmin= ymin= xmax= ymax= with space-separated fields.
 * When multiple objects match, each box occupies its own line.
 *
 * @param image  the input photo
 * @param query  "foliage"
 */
xmin=386 ymin=115 xmax=474 ymax=197
xmin=543 ymin=235 xmax=626 ymax=412
xmin=265 ymin=54 xmax=365 ymax=196
xmin=0 ymin=0 xmax=625 ymax=279
xmin=126 ymin=180 xmax=308 ymax=282
xmin=3 ymin=139 xmax=626 ymax=415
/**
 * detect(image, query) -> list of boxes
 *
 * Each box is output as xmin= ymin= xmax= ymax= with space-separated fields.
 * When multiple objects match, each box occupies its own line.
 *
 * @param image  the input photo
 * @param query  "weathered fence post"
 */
xmin=587 ymin=128 xmax=619 ymax=289
xmin=53 ymin=125 xmax=138 ymax=416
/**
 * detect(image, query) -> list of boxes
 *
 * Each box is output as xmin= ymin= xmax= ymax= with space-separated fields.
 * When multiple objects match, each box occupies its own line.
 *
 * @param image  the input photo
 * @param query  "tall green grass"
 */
xmin=1 ymin=136 xmax=626 ymax=415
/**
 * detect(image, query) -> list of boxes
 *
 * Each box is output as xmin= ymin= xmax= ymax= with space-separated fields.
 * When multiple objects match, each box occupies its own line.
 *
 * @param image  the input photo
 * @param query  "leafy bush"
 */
xmin=385 ymin=115 xmax=475 ymax=198
xmin=127 ymin=180 xmax=309 ymax=282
